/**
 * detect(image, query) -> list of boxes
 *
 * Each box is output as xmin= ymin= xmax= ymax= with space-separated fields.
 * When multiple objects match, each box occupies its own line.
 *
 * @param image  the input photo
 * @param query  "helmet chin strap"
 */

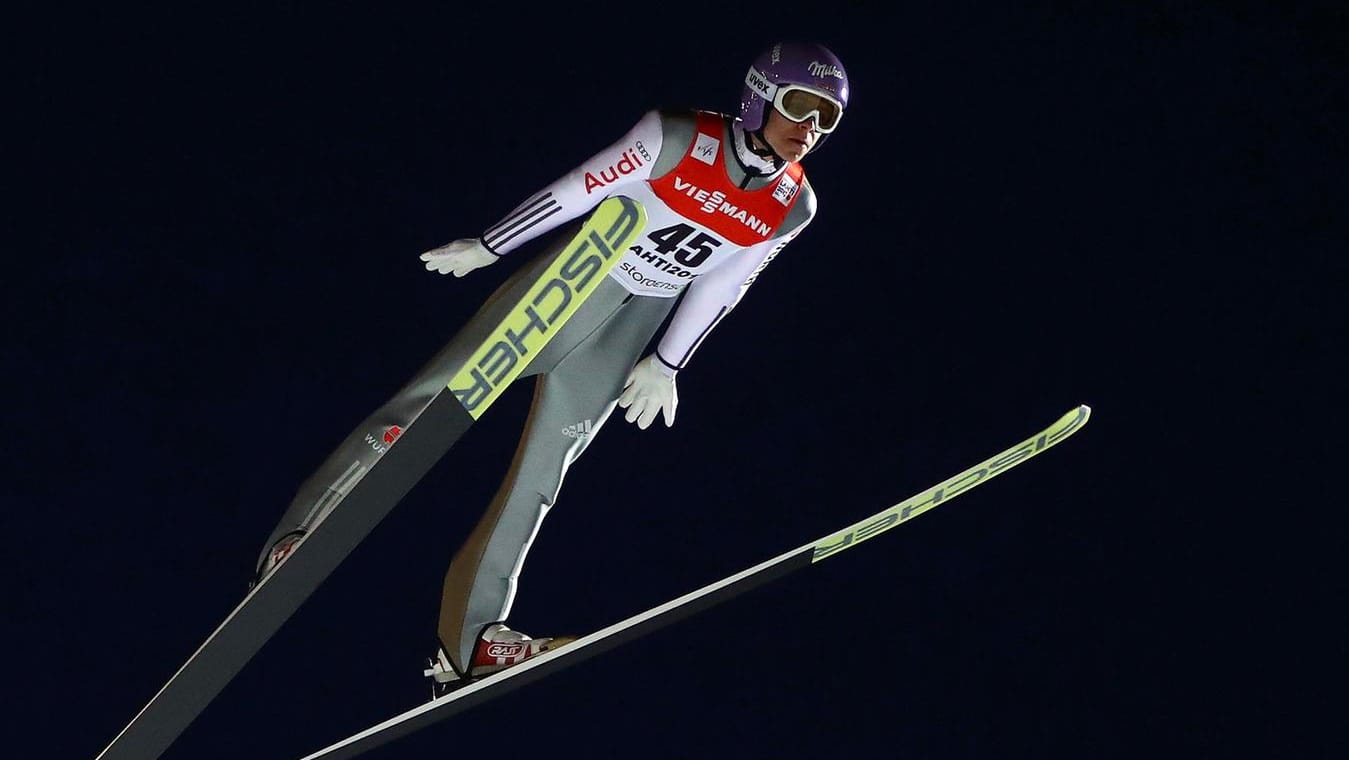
xmin=748 ymin=127 xmax=788 ymax=166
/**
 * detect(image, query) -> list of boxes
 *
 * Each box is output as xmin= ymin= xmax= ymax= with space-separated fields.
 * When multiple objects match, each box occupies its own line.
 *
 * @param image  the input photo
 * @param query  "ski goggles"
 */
xmin=745 ymin=68 xmax=845 ymax=133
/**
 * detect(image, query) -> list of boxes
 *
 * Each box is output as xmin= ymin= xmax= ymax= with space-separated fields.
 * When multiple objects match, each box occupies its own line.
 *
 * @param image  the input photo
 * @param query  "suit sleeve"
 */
xmin=479 ymin=110 xmax=664 ymax=255
xmin=654 ymin=227 xmax=804 ymax=373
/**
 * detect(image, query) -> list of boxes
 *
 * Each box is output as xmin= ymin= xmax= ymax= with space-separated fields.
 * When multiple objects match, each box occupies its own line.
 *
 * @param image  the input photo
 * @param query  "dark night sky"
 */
xmin=7 ymin=2 xmax=1343 ymax=759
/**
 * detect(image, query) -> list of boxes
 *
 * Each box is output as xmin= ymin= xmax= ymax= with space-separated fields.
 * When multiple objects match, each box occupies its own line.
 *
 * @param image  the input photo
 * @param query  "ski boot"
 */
xmin=249 ymin=529 xmax=306 ymax=590
xmin=424 ymin=624 xmax=577 ymax=698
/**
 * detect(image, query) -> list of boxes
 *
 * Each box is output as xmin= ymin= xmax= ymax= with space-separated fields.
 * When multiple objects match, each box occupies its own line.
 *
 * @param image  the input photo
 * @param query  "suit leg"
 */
xmin=436 ymin=292 xmax=675 ymax=672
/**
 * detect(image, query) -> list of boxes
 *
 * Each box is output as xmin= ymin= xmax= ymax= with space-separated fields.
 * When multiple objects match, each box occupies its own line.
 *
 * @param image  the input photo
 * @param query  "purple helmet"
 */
xmin=739 ymin=41 xmax=850 ymax=145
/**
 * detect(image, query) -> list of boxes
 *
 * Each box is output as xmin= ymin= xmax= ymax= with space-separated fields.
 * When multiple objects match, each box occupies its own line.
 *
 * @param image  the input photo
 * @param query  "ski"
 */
xmin=300 ymin=405 xmax=1092 ymax=760
xmin=94 ymin=195 xmax=647 ymax=760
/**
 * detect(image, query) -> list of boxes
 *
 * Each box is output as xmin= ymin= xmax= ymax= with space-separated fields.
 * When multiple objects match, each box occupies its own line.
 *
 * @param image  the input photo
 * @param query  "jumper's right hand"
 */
xmin=618 ymin=354 xmax=679 ymax=430
xmin=419 ymin=238 xmax=498 ymax=277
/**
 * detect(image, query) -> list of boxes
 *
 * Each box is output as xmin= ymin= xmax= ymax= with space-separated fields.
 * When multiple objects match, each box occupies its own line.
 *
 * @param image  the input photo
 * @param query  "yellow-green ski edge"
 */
xmin=813 ymin=404 xmax=1091 ymax=562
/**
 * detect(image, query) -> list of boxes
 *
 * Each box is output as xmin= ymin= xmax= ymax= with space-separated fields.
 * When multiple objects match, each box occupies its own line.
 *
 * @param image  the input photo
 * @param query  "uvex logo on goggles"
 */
xmin=745 ymin=68 xmax=844 ymax=133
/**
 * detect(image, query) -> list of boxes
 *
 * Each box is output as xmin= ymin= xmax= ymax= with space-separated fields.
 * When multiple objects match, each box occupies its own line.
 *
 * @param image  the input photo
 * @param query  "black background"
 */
xmin=8 ymin=2 xmax=1343 ymax=758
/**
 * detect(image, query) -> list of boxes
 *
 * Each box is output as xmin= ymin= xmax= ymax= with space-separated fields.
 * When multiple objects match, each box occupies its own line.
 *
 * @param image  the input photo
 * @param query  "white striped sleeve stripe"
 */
xmin=482 ymin=192 xmax=563 ymax=250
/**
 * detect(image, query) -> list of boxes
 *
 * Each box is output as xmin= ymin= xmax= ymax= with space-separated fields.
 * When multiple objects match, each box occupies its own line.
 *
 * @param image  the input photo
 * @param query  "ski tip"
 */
xmin=1046 ymin=405 xmax=1091 ymax=445
xmin=1068 ymin=405 xmax=1091 ymax=434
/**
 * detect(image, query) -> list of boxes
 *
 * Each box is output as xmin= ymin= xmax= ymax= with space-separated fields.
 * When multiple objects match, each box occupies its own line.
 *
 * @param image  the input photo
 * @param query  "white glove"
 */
xmin=419 ymin=238 xmax=498 ymax=277
xmin=618 ymin=354 xmax=678 ymax=429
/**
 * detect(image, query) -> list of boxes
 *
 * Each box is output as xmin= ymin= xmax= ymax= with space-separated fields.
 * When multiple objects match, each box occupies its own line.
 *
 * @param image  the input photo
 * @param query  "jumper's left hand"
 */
xmin=618 ymin=354 xmax=678 ymax=430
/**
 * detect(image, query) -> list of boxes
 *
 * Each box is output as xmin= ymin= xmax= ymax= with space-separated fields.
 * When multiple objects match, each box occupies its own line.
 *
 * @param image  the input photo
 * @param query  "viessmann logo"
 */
xmin=672 ymin=176 xmax=773 ymax=236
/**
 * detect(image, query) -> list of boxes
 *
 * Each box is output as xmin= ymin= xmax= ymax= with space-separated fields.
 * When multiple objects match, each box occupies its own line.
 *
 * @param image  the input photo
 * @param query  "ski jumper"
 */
xmin=258 ymin=109 xmax=817 ymax=675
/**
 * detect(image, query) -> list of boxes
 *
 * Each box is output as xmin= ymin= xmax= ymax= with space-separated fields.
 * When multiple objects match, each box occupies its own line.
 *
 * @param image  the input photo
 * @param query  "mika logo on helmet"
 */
xmin=807 ymin=61 xmax=845 ymax=80
xmin=583 ymin=147 xmax=646 ymax=194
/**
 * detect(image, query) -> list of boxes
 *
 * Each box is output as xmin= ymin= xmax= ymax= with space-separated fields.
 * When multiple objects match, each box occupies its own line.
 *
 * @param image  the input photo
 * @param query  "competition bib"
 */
xmin=607 ymin=112 xmax=805 ymax=297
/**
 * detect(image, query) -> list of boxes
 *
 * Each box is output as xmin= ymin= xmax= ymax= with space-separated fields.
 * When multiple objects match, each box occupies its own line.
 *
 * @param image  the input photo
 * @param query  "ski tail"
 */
xmin=95 ymin=195 xmax=646 ymax=760
xmin=300 ymin=405 xmax=1092 ymax=760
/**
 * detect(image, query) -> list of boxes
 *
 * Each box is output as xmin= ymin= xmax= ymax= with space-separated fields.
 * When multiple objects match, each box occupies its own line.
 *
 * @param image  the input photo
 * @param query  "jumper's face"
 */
xmin=761 ymin=108 xmax=820 ymax=162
